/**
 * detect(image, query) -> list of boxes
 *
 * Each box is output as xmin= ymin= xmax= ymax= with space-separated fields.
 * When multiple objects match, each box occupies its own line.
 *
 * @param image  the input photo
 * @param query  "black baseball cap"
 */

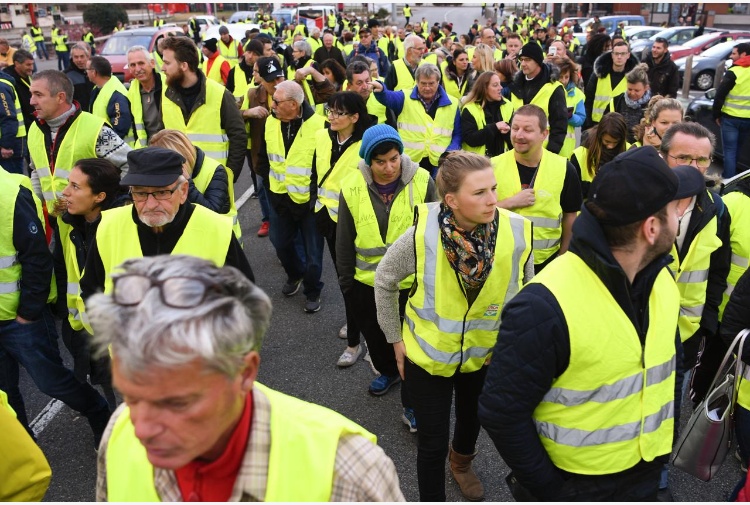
xmin=122 ymin=147 xmax=185 ymax=187
xmin=257 ymin=56 xmax=284 ymax=82
xmin=588 ymin=146 xmax=704 ymax=226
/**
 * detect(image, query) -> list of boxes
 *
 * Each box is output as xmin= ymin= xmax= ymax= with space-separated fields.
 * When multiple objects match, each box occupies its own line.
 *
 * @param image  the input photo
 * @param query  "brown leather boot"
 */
xmin=449 ymin=447 xmax=485 ymax=501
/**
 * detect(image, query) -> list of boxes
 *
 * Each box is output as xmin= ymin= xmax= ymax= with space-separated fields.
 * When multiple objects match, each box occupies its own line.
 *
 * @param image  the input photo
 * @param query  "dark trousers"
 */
xmin=57 ymin=50 xmax=70 ymax=71
xmin=352 ymin=281 xmax=411 ymax=408
xmin=323 ymin=228 xmax=360 ymax=347
xmin=405 ymin=359 xmax=487 ymax=501
xmin=0 ymin=307 xmax=110 ymax=444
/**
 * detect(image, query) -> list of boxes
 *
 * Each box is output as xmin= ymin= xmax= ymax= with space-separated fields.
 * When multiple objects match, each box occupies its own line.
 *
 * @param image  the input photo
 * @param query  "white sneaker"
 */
xmin=336 ymin=345 xmax=363 ymax=367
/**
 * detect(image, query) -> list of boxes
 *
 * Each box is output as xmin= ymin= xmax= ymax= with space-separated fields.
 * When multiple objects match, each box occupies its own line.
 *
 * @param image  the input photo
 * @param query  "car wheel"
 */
xmin=695 ymin=70 xmax=714 ymax=91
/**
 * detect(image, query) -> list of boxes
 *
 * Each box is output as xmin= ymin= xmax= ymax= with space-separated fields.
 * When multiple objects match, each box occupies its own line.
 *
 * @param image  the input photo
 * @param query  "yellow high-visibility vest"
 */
xmin=492 ymin=149 xmax=567 ymax=264
xmin=202 ymin=53 xmax=229 ymax=84
xmin=721 ymin=66 xmax=750 ymax=119
xmin=127 ymin=73 xmax=163 ymax=148
xmin=191 ymin=152 xmax=242 ymax=241
xmin=218 ymin=39 xmax=241 ymax=68
xmin=592 ymin=73 xmax=627 ymax=123
xmin=342 ymin=166 xmax=430 ymax=287
xmin=719 ymin=190 xmax=750 ymax=318
xmin=313 ymin=131 xmax=361 ymax=222
xmin=561 ymin=86 xmax=585 ymax=159
xmin=461 ymin=100 xmax=513 ymax=155
xmin=91 ymin=77 xmax=134 ymax=145
xmin=530 ymin=252 xmax=678 ymax=474
xmin=105 ymin=382 xmax=376 ymax=501
xmin=397 ymin=88 xmax=458 ymax=166
xmin=0 ymin=77 xmax=26 ymax=138
xmin=403 ymin=202 xmax=532 ymax=376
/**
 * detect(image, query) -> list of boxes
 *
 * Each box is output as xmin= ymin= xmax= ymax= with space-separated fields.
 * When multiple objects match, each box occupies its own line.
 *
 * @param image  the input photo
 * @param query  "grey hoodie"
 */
xmin=335 ymin=153 xmax=437 ymax=293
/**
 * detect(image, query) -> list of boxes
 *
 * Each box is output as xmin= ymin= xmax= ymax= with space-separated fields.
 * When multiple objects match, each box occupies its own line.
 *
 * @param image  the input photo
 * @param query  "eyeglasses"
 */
xmin=612 ymin=51 xmax=630 ymax=57
xmin=130 ymin=182 xmax=183 ymax=202
xmin=112 ymin=274 xmax=221 ymax=308
xmin=667 ymin=153 xmax=713 ymax=169
xmin=324 ymin=106 xmax=350 ymax=119
xmin=272 ymin=97 xmax=293 ymax=105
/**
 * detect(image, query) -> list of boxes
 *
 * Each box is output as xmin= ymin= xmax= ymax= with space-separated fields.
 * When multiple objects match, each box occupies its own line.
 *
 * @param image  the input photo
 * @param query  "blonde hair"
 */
xmin=632 ymin=95 xmax=683 ymax=143
xmin=472 ymin=43 xmax=495 ymax=73
xmin=149 ymin=129 xmax=197 ymax=175
xmin=436 ymin=151 xmax=492 ymax=200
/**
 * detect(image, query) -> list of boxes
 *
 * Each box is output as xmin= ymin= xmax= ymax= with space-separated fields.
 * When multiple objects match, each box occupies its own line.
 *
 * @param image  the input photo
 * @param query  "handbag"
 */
xmin=672 ymin=328 xmax=750 ymax=481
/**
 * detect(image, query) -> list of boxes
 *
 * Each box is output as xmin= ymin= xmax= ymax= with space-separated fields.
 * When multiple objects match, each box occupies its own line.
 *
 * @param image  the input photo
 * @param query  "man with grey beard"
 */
xmin=80 ymin=147 xmax=253 ymax=301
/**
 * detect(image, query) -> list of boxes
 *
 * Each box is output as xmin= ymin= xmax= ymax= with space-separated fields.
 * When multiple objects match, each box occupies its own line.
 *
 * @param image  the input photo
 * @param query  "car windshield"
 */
xmin=100 ymin=34 xmax=153 ymax=55
xmin=650 ymin=28 xmax=679 ymax=41
xmin=681 ymin=33 xmax=722 ymax=48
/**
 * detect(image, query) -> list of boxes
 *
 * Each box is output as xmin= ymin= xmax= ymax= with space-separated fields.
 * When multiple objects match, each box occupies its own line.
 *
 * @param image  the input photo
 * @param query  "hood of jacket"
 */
xmin=733 ymin=55 xmax=750 ymax=68
xmin=511 ymin=61 xmax=559 ymax=88
xmin=357 ymin=153 xmax=421 ymax=187
xmin=593 ymin=51 xmax=640 ymax=79
xmin=642 ymin=51 xmax=675 ymax=70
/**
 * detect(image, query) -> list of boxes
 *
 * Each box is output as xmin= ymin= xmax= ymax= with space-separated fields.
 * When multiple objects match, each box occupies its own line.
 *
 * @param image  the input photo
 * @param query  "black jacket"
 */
xmin=643 ymin=51 xmax=680 ymax=98
xmin=226 ymin=59 xmax=254 ymax=96
xmin=189 ymin=147 xmax=230 ymax=214
xmin=2 ymin=66 xmax=34 ymax=130
xmin=721 ymin=266 xmax=750 ymax=363
xmin=478 ymin=207 xmax=683 ymax=499
xmin=508 ymin=63 xmax=568 ymax=154
xmin=163 ymin=70 xmax=247 ymax=179
xmin=313 ymin=45 xmax=346 ymax=69
xmin=460 ymin=99 xmax=512 ymax=156
xmin=80 ymin=203 xmax=253 ymax=300
xmin=584 ymin=51 xmax=639 ymax=129
xmin=64 ymin=64 xmax=95 ymax=112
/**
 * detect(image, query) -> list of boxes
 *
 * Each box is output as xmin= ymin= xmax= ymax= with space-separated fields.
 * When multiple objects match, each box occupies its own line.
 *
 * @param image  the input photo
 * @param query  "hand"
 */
xmin=393 ymin=341 xmax=406 ymax=380
xmin=512 ymin=188 xmax=536 ymax=208
xmin=496 ymin=121 xmax=510 ymax=134
xmin=1 ymin=147 xmax=13 ymax=159
xmin=294 ymin=67 xmax=312 ymax=80
xmin=244 ymin=106 xmax=270 ymax=119
xmin=371 ymin=80 xmax=384 ymax=93
xmin=15 ymin=315 xmax=33 ymax=324
xmin=715 ymin=118 xmax=721 ymax=126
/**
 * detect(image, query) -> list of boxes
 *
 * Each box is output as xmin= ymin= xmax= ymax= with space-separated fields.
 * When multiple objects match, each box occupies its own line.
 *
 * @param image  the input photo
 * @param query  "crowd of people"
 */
xmin=2 ymin=4 xmax=750 ymax=502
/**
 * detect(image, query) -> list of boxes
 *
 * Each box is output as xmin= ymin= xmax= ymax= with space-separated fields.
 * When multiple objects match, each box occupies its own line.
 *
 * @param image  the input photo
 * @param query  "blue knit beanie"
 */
xmin=359 ymin=124 xmax=404 ymax=165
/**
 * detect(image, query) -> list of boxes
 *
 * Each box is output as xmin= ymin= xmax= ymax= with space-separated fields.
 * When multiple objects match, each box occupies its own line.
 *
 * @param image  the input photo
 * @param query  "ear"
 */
xmin=444 ymin=192 xmax=459 ymax=210
xmin=93 ymin=192 xmax=107 ymax=205
xmin=240 ymin=351 xmax=261 ymax=391
xmin=350 ymin=112 xmax=360 ymax=124
xmin=641 ymin=215 xmax=659 ymax=246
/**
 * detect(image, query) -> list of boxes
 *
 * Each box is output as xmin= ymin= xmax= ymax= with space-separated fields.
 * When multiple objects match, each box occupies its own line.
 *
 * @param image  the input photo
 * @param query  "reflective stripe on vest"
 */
xmin=57 ymin=220 xmax=86 ymax=331
xmin=561 ymin=86 xmax=584 ymax=159
xmin=722 ymin=66 xmax=750 ymax=118
xmin=96 ymin=205 xmax=232 ymax=294
xmin=162 ymin=78 xmax=230 ymax=167
xmin=0 ymin=78 xmax=26 ymax=138
xmin=218 ymin=39 xmax=240 ymax=67
xmin=720 ymin=191 xmax=750 ymax=319
xmin=366 ymin=91 xmax=387 ymax=124
xmin=492 ymin=149 xmax=566 ymax=264
xmin=105 ymin=382 xmax=376 ymax=501
xmin=264 ymin=113 xmax=326 ymax=204
xmin=398 ymin=88 xmax=458 ymax=166
xmin=461 ymin=100 xmax=513 ymax=155
xmin=402 ymin=202 xmax=532 ymax=376
xmin=530 ymin=253 xmax=678 ymax=474
xmin=28 ymin=112 xmax=104 ymax=211
xmin=343 ymin=167 xmax=431 ymax=287
xmin=191 ymin=154 xmax=242 ymax=241
xmin=393 ymin=59 xmax=416 ymax=92
xmin=591 ymin=74 xmax=627 ymax=123
xmin=91 ymin=77 xmax=133 ymax=144
xmin=127 ymin=74 xmax=163 ymax=148
xmin=0 ymin=174 xmax=21 ymax=320
xmin=313 ymin=131 xmax=361 ymax=222
xmin=668 ymin=193 xmax=723 ymax=342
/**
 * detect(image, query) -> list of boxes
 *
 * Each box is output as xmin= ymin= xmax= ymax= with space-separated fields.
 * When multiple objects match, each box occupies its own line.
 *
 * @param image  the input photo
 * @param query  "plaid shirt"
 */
xmin=96 ymin=384 xmax=405 ymax=502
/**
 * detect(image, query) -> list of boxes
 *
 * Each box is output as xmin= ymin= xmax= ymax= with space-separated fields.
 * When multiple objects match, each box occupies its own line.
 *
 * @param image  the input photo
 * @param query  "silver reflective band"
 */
xmin=54 ymin=168 xmax=71 ymax=179
xmin=67 ymin=282 xmax=80 ymax=296
xmin=679 ymin=269 xmax=709 ymax=284
xmin=725 ymin=284 xmax=735 ymax=298
xmin=397 ymin=122 xmax=427 ymax=133
xmin=680 ymin=304 xmax=704 ymax=318
xmin=732 ymin=253 xmax=749 ymax=268
xmin=526 ymin=216 xmax=561 ymax=229
xmin=433 ymin=127 xmax=453 ymax=137
xmin=286 ymin=165 xmax=311 ymax=176
xmin=429 ymin=143 xmax=448 ymax=154
xmin=268 ymin=153 xmax=285 ymax=163
xmin=318 ymin=188 xmax=339 ymax=201
xmin=743 ymin=364 xmax=750 ymax=383
xmin=269 ymin=170 xmax=285 ymax=182
xmin=535 ymin=400 xmax=674 ymax=446
xmin=0 ymin=254 xmax=18 ymax=269
xmin=0 ymin=281 xmax=19 ymax=294
xmin=402 ymin=141 xmax=424 ymax=150
xmin=356 ymin=246 xmax=388 ymax=256
xmin=503 ymin=214 xmax=528 ymax=307
xmin=405 ymin=316 xmax=461 ymax=365
xmin=725 ymin=103 xmax=750 ymax=111
xmin=203 ymin=150 xmax=229 ymax=160
xmin=36 ymin=166 xmax=52 ymax=178
xmin=534 ymin=238 xmax=561 ymax=250
xmin=188 ymin=133 xmax=229 ymax=143
xmin=286 ymin=184 xmax=310 ymax=195
xmin=727 ymin=93 xmax=750 ymax=101
xmin=134 ymin=123 xmax=145 ymax=131
xmin=68 ymin=307 xmax=84 ymax=321
xmin=355 ymin=258 xmax=378 ymax=271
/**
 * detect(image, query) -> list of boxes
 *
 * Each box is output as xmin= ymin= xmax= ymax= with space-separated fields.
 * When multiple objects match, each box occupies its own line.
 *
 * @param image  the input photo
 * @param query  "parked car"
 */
xmin=574 ymin=15 xmax=646 ymax=47
xmin=676 ymin=39 xmax=739 ymax=91
xmin=203 ymin=23 xmax=259 ymax=43
xmin=687 ymin=88 xmax=750 ymax=173
xmin=623 ymin=25 xmax=663 ymax=43
xmin=631 ymin=26 xmax=722 ymax=61
xmin=193 ymin=15 xmax=219 ymax=38
xmin=228 ymin=11 xmax=258 ymax=23
xmin=669 ymin=31 xmax=750 ymax=61
xmin=558 ymin=17 xmax=588 ymax=32
xmin=99 ymin=26 xmax=189 ymax=83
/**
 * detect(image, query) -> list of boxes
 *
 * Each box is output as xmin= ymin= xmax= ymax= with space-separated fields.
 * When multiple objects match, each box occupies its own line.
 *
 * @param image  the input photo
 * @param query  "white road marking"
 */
xmin=236 ymin=185 xmax=256 ymax=210
xmin=30 ymin=399 xmax=64 ymax=436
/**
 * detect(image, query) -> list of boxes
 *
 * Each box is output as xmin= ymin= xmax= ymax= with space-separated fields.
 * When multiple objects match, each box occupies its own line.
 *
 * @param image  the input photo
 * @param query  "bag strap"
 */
xmin=705 ymin=329 xmax=749 ymax=398
xmin=730 ymin=329 xmax=750 ymax=417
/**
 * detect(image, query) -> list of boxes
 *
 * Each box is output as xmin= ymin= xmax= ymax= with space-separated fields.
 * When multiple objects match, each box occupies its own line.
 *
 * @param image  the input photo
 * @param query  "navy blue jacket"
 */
xmin=0 ymin=71 xmax=24 ymax=158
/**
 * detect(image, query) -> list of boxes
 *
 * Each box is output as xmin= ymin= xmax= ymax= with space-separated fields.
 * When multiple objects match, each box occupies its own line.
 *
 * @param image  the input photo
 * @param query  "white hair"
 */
xmin=293 ymin=39 xmax=312 ymax=57
xmin=415 ymin=62 xmax=441 ymax=82
xmin=126 ymin=45 xmax=154 ymax=62
xmin=276 ymin=79 xmax=305 ymax=105
xmin=403 ymin=34 xmax=422 ymax=53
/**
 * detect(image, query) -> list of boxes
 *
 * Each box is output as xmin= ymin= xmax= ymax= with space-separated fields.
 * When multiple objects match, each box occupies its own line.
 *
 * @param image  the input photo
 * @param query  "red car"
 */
xmin=670 ymin=31 xmax=750 ymax=61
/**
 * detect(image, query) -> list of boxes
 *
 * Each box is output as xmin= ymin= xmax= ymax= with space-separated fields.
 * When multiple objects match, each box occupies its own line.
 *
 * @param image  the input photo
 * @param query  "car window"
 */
xmin=675 ymin=31 xmax=694 ymax=43
xmin=702 ymin=42 xmax=738 ymax=58
xmin=100 ymin=34 xmax=153 ymax=56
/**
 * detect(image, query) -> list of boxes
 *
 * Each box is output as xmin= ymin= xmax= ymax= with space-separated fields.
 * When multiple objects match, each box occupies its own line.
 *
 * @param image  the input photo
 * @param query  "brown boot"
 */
xmin=449 ymin=447 xmax=485 ymax=501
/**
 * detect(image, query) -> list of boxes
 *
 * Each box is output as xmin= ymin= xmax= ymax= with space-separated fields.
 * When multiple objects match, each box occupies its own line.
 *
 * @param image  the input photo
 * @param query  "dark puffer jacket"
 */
xmin=583 ymin=51 xmax=639 ymax=129
xmin=642 ymin=51 xmax=680 ymax=98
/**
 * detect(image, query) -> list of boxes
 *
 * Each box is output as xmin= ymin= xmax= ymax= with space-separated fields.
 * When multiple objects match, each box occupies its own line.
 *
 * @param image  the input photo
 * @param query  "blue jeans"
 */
xmin=721 ymin=116 xmax=750 ymax=179
xmin=736 ymin=405 xmax=750 ymax=464
xmin=0 ymin=308 xmax=110 ymax=442
xmin=57 ymin=50 xmax=70 ymax=71
xmin=267 ymin=203 xmax=324 ymax=299
xmin=35 ymin=40 xmax=49 ymax=59
xmin=256 ymin=175 xmax=270 ymax=223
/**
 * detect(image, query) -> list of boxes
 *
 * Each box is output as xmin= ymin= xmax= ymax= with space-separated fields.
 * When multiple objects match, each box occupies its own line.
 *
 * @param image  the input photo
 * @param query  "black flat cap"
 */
xmin=122 ymin=147 xmax=185 ymax=187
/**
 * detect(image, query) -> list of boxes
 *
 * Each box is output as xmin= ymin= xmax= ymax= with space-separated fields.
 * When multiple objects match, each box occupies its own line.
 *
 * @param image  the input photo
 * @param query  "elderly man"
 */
xmin=373 ymin=63 xmax=461 ymax=177
xmin=88 ymin=255 xmax=404 ymax=501
xmin=160 ymin=36 xmax=245 ymax=179
xmin=347 ymin=28 xmax=390 ymax=76
xmin=64 ymin=42 xmax=95 ymax=111
xmin=0 ymin=167 xmax=111 ymax=447
xmin=126 ymin=45 xmax=164 ymax=148
xmin=491 ymin=105 xmax=582 ymax=272
xmin=254 ymin=80 xmax=326 ymax=313
xmin=308 ymin=26 xmax=324 ymax=53
xmin=218 ymin=25 xmax=243 ymax=68
xmin=81 ymin=148 xmax=252 ymax=300
xmin=508 ymin=43 xmax=568 ymax=155
xmin=86 ymin=56 xmax=134 ymax=143
xmin=28 ymin=70 xmax=130 ymax=214
xmin=384 ymin=34 xmax=425 ymax=92
xmin=313 ymin=32 xmax=346 ymax=68
xmin=479 ymin=28 xmax=503 ymax=60
xmin=480 ymin=147 xmax=703 ymax=501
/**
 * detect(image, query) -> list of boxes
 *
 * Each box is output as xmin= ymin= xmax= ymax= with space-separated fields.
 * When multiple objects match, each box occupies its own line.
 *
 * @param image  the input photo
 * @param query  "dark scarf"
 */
xmin=438 ymin=203 xmax=497 ymax=290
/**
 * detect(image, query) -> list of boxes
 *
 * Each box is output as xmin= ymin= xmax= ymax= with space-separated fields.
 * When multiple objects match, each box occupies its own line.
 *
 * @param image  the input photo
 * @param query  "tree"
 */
xmin=83 ymin=4 xmax=129 ymax=34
